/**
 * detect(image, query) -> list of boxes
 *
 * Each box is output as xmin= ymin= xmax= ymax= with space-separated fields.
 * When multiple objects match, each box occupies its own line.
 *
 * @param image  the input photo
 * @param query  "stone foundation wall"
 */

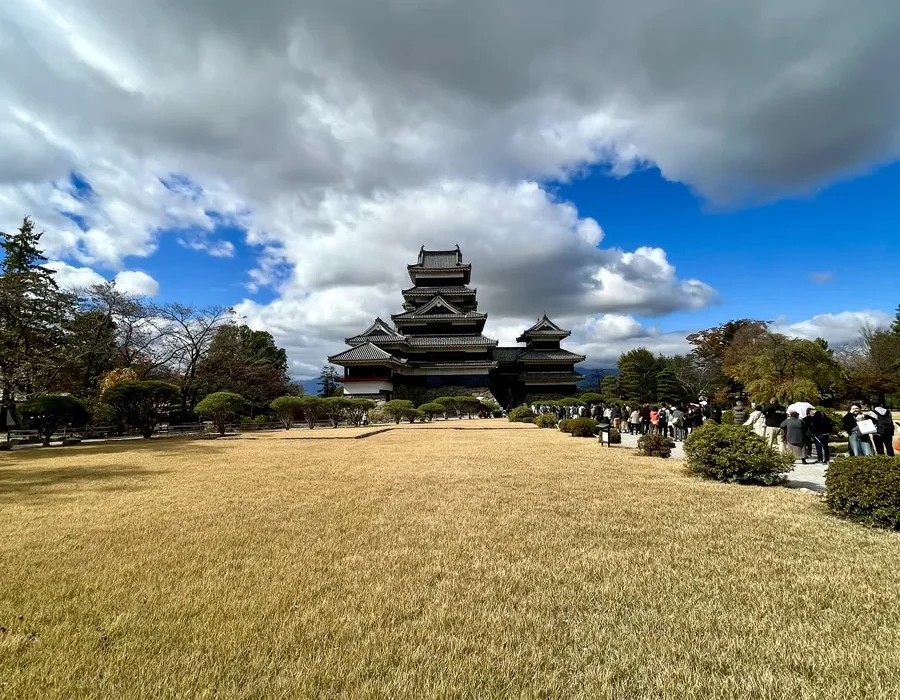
xmin=393 ymin=383 xmax=498 ymax=407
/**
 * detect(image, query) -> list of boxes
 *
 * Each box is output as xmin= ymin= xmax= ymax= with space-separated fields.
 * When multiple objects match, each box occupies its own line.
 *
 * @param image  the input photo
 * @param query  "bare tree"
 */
xmin=154 ymin=303 xmax=233 ymax=412
xmin=85 ymin=283 xmax=178 ymax=379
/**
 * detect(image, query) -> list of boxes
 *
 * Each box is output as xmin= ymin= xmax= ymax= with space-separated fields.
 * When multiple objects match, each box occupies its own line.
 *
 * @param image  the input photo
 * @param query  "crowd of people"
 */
xmin=530 ymin=397 xmax=899 ymax=463
xmin=737 ymin=398 xmax=897 ymax=463
xmin=530 ymin=401 xmax=723 ymax=442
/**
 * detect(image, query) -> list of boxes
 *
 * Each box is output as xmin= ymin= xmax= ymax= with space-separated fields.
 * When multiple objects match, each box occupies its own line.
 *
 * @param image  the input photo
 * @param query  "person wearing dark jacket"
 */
xmin=806 ymin=408 xmax=833 ymax=463
xmin=763 ymin=398 xmax=787 ymax=452
xmin=869 ymin=404 xmax=895 ymax=457
xmin=639 ymin=404 xmax=651 ymax=435
xmin=781 ymin=411 xmax=810 ymax=464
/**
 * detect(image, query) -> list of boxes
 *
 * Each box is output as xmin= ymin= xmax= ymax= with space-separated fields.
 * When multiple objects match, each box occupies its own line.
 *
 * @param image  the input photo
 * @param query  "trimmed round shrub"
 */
xmin=721 ymin=410 xmax=735 ymax=426
xmin=508 ymin=406 xmax=535 ymax=423
xmin=637 ymin=433 xmax=676 ymax=458
xmin=608 ymin=428 xmax=622 ymax=444
xmin=565 ymin=418 xmax=599 ymax=437
xmin=826 ymin=456 xmax=900 ymax=529
xmin=684 ymin=422 xmax=793 ymax=485
xmin=521 ymin=416 xmax=536 ymax=424
xmin=558 ymin=419 xmax=572 ymax=433
xmin=534 ymin=413 xmax=558 ymax=428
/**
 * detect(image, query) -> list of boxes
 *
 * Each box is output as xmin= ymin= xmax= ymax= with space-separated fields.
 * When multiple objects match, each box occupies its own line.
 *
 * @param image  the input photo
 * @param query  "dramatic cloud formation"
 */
xmin=2 ymin=0 xmax=898 ymax=374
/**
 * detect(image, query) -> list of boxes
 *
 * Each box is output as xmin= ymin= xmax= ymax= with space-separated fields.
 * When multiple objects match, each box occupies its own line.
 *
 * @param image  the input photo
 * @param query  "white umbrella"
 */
xmin=787 ymin=401 xmax=815 ymax=417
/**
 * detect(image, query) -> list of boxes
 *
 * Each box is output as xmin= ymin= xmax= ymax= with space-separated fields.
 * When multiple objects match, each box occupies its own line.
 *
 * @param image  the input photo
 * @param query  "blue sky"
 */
xmin=3 ymin=0 xmax=899 ymax=376
xmin=555 ymin=162 xmax=900 ymax=333
xmin=74 ymin=161 xmax=898 ymax=339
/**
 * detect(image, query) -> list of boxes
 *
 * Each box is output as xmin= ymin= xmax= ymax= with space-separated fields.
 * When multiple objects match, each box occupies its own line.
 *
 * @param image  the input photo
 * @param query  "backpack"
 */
xmin=876 ymin=410 xmax=893 ymax=433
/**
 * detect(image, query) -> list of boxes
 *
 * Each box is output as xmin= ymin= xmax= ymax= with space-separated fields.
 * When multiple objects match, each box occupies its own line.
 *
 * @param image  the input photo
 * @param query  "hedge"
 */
xmin=825 ymin=456 xmax=900 ymax=529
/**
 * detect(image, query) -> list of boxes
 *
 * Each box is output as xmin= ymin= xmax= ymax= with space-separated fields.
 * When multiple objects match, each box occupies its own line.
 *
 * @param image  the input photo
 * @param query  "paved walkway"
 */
xmin=617 ymin=431 xmax=828 ymax=492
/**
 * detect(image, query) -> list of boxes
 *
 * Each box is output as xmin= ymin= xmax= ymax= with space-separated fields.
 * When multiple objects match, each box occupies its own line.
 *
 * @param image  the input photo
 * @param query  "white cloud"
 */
xmin=177 ymin=236 xmax=236 ymax=258
xmin=810 ymin=272 xmax=834 ymax=283
xmin=113 ymin=270 xmax=160 ymax=297
xmin=773 ymin=310 xmax=893 ymax=346
xmin=45 ymin=261 xmax=105 ymax=289
xmin=45 ymin=261 xmax=160 ymax=297
xmin=3 ymin=0 xmax=900 ymax=376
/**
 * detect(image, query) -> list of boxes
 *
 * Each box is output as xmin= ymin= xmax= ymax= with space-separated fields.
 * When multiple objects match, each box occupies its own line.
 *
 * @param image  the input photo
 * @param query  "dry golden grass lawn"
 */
xmin=2 ymin=420 xmax=900 ymax=699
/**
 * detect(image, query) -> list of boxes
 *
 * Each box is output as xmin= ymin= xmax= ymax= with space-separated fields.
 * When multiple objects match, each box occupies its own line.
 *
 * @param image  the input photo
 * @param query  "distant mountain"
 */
xmin=299 ymin=379 xmax=322 ymax=396
xmin=576 ymin=366 xmax=619 ymax=390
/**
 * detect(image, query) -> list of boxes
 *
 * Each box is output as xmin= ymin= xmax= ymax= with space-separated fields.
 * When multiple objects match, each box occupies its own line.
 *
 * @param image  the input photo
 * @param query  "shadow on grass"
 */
xmin=0 ymin=463 xmax=173 ymax=502
xmin=0 ymin=438 xmax=226 ymax=503
xmin=0 ymin=436 xmax=221 ymax=462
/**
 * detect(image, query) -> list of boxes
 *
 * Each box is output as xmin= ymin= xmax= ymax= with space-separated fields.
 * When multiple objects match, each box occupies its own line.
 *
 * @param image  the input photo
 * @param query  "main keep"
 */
xmin=328 ymin=247 xmax=584 ymax=407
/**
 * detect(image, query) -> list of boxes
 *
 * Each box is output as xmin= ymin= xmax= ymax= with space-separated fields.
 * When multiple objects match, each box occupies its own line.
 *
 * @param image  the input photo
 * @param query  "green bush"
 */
xmin=521 ymin=416 xmax=536 ymax=424
xmin=608 ymin=428 xmax=622 ymax=444
xmin=419 ymin=402 xmax=446 ymax=420
xmin=508 ymin=406 xmax=534 ymax=423
xmin=366 ymin=408 xmax=388 ymax=424
xmin=565 ymin=418 xmax=599 ymax=437
xmin=534 ymin=413 xmax=557 ymax=428
xmin=825 ymin=456 xmax=900 ymax=529
xmin=559 ymin=418 xmax=598 ymax=436
xmin=721 ymin=410 xmax=735 ymax=426
xmin=20 ymin=394 xmax=89 ymax=446
xmin=684 ymin=422 xmax=794 ymax=485
xmin=195 ymin=392 xmax=245 ymax=435
xmin=404 ymin=408 xmax=425 ymax=423
xmin=382 ymin=399 xmax=414 ymax=424
xmin=637 ymin=433 xmax=676 ymax=458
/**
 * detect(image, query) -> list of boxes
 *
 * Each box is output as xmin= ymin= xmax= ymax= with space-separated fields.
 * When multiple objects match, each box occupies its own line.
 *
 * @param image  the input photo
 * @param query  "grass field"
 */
xmin=2 ymin=421 xmax=900 ymax=699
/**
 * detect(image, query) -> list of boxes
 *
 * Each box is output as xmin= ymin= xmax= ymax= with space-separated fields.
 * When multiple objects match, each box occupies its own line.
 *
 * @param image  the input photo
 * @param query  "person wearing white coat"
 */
xmin=744 ymin=405 xmax=766 ymax=437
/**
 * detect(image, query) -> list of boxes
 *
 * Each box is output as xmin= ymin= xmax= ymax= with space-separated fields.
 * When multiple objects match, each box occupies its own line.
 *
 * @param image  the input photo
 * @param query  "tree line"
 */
xmin=590 ymin=316 xmax=900 ymax=407
xmin=1 ymin=218 xmax=296 ymax=437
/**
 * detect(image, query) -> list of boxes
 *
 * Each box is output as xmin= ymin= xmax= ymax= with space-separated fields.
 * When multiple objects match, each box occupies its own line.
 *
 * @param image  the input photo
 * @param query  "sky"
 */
xmin=1 ymin=0 xmax=898 ymax=378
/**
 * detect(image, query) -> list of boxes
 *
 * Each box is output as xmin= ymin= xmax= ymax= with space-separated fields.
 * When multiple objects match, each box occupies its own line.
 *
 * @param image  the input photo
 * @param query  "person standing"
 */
xmin=628 ymin=408 xmax=641 ymax=435
xmin=806 ymin=407 xmax=832 ymax=464
xmin=842 ymin=405 xmax=874 ymax=456
xmin=670 ymin=405 xmax=686 ymax=441
xmin=611 ymin=404 xmax=622 ymax=432
xmin=649 ymin=406 xmax=659 ymax=435
xmin=744 ymin=404 xmax=766 ymax=437
xmin=763 ymin=398 xmax=787 ymax=451
xmin=869 ymin=403 xmax=896 ymax=456
xmin=640 ymin=404 xmax=651 ymax=435
xmin=732 ymin=401 xmax=748 ymax=425
xmin=781 ymin=411 xmax=810 ymax=464
xmin=688 ymin=404 xmax=703 ymax=434
xmin=658 ymin=404 xmax=669 ymax=438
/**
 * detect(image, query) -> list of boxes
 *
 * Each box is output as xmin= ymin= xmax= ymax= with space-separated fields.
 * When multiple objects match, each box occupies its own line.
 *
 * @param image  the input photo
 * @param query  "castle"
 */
xmin=328 ymin=247 xmax=584 ymax=407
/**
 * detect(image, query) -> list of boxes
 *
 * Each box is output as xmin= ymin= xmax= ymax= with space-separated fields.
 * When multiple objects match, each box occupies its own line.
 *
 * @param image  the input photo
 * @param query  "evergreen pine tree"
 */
xmin=317 ymin=366 xmax=340 ymax=397
xmin=655 ymin=367 xmax=685 ymax=404
xmin=892 ymin=304 xmax=900 ymax=335
xmin=600 ymin=375 xmax=619 ymax=404
xmin=616 ymin=348 xmax=659 ymax=404
xmin=0 ymin=218 xmax=74 ymax=427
